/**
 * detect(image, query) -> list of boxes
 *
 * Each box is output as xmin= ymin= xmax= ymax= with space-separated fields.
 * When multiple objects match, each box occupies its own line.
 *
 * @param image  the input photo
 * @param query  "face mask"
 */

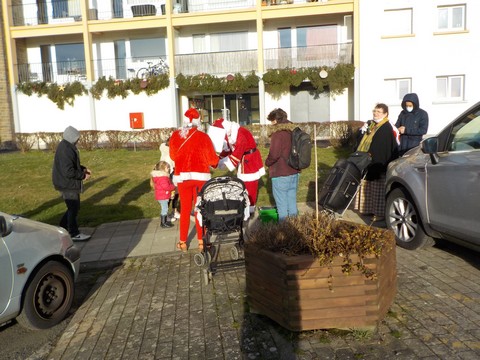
xmin=406 ymin=106 xmax=413 ymax=113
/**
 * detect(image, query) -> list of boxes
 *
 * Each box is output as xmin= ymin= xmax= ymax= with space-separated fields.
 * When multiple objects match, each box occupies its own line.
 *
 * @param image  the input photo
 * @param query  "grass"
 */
xmin=0 ymin=146 xmax=350 ymax=227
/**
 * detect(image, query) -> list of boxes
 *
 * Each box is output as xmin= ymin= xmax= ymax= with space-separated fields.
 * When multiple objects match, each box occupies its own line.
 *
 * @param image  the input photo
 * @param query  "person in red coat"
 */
xmin=169 ymin=107 xmax=219 ymax=252
xmin=150 ymin=161 xmax=176 ymax=228
xmin=212 ymin=118 xmax=265 ymax=213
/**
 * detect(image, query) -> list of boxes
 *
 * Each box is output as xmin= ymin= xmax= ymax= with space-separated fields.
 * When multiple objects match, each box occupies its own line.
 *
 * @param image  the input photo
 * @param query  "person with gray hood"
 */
xmin=52 ymin=126 xmax=92 ymax=241
xmin=395 ymin=93 xmax=429 ymax=156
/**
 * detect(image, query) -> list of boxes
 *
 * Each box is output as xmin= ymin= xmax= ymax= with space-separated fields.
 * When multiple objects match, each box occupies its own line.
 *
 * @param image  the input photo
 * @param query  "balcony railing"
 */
xmin=175 ymin=50 xmax=258 ymax=76
xmin=16 ymin=43 xmax=351 ymax=84
xmin=10 ymin=0 xmax=329 ymax=25
xmin=264 ymin=43 xmax=353 ymax=69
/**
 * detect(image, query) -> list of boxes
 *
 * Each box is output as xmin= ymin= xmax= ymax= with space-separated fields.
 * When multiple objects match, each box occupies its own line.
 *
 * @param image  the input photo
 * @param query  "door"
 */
xmin=112 ymin=0 xmax=123 ymax=18
xmin=426 ymin=107 xmax=480 ymax=244
xmin=37 ymin=0 xmax=48 ymax=24
xmin=40 ymin=45 xmax=53 ymax=82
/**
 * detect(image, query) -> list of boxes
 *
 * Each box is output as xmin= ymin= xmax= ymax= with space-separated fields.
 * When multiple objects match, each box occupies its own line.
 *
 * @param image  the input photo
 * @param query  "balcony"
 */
xmin=9 ymin=0 xmax=331 ymax=25
xmin=175 ymin=50 xmax=258 ymax=76
xmin=264 ymin=43 xmax=353 ymax=69
xmin=11 ymin=0 xmax=82 ymax=26
xmin=15 ymin=43 xmax=351 ymax=84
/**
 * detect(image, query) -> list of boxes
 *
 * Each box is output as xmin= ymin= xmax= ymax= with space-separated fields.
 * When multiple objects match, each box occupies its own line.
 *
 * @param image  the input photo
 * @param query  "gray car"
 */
xmin=0 ymin=212 xmax=80 ymax=329
xmin=385 ymin=102 xmax=480 ymax=250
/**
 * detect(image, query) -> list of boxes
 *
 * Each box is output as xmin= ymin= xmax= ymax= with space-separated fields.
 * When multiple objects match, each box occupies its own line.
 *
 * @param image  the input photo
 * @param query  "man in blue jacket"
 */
xmin=395 ymin=93 xmax=429 ymax=156
xmin=52 ymin=126 xmax=92 ymax=241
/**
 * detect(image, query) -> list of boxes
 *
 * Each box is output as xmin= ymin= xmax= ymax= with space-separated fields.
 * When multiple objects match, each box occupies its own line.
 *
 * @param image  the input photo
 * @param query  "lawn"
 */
xmin=0 ymin=146 xmax=350 ymax=227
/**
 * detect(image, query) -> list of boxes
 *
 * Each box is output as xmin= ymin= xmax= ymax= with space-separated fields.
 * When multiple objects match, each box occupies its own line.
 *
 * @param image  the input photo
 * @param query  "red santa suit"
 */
xmin=170 ymin=108 xmax=218 ymax=250
xmin=212 ymin=118 xmax=265 ymax=213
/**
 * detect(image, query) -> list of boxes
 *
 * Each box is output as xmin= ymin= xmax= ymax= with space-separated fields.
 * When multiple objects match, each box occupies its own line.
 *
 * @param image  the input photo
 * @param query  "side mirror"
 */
xmin=421 ymin=137 xmax=439 ymax=165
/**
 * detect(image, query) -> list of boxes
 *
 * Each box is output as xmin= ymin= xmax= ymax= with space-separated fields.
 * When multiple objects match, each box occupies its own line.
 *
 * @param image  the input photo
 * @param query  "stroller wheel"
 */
xmin=230 ymin=245 xmax=239 ymax=260
xmin=194 ymin=252 xmax=205 ymax=267
xmin=203 ymin=269 xmax=212 ymax=285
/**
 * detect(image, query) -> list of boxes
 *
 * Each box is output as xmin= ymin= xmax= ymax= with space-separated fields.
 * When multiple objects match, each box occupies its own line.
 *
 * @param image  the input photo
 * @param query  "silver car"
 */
xmin=385 ymin=102 xmax=480 ymax=250
xmin=0 ymin=212 xmax=80 ymax=329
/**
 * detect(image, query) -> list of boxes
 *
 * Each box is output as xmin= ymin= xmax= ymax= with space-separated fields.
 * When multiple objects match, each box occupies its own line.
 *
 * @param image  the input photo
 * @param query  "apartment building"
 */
xmin=0 ymin=0 xmax=357 ymax=142
xmin=357 ymin=0 xmax=480 ymax=135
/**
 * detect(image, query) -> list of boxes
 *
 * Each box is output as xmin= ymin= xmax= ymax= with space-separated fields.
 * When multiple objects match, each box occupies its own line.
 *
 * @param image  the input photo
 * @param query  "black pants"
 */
xmin=60 ymin=192 xmax=80 ymax=237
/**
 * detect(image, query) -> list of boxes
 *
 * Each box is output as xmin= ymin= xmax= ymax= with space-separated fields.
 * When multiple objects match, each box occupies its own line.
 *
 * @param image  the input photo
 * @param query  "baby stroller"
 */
xmin=194 ymin=176 xmax=250 ymax=284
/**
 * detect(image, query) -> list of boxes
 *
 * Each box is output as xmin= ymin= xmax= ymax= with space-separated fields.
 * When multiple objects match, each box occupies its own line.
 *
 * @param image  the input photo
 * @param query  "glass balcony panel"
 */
xmin=11 ymin=0 xmax=82 ymax=26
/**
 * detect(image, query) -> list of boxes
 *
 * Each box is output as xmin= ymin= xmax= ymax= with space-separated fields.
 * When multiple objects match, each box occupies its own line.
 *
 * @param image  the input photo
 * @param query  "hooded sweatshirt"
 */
xmin=52 ymin=126 xmax=86 ymax=193
xmin=395 ymin=93 xmax=429 ymax=154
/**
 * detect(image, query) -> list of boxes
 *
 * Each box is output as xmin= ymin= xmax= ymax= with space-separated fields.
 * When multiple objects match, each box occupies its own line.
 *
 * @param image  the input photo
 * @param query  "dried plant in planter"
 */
xmin=246 ymin=212 xmax=393 ymax=280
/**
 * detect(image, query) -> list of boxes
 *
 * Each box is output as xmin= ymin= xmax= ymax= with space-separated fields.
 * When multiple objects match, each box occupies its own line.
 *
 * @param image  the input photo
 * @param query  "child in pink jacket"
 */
xmin=151 ymin=161 xmax=176 ymax=228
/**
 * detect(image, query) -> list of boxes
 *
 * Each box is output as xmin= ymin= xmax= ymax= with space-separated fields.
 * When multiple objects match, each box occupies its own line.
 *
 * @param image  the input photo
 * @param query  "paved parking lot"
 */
xmin=45 ymin=210 xmax=480 ymax=359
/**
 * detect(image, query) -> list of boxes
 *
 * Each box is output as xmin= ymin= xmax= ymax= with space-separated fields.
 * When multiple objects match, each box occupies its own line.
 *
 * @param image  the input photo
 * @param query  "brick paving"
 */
xmin=46 ymin=208 xmax=480 ymax=359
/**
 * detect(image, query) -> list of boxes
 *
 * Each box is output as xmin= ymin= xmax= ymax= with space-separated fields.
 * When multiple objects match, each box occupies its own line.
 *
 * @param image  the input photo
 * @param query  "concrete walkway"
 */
xmin=46 ymin=205 xmax=480 ymax=359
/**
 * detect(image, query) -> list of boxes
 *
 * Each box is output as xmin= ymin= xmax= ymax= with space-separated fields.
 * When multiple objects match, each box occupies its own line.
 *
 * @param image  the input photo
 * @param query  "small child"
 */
xmin=151 ymin=161 xmax=176 ymax=228
xmin=160 ymin=138 xmax=180 ymax=221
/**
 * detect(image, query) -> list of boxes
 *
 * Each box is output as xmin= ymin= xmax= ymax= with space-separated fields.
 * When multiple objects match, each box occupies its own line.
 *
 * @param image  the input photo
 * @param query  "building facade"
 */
xmin=357 ymin=0 xmax=480 ymax=135
xmin=1 ymin=0 xmax=357 ymax=143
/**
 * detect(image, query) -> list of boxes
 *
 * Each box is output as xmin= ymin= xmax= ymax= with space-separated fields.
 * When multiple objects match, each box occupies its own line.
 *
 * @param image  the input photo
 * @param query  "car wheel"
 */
xmin=17 ymin=261 xmax=74 ymax=330
xmin=386 ymin=188 xmax=433 ymax=250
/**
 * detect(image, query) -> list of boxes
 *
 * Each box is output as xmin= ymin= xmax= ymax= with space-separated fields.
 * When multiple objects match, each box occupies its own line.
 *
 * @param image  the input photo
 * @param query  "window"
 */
xmin=130 ymin=38 xmax=166 ymax=60
xmin=384 ymin=78 xmax=411 ymax=103
xmin=278 ymin=28 xmax=291 ymax=48
xmin=437 ymin=5 xmax=465 ymax=31
xmin=210 ymin=32 xmax=248 ymax=52
xmin=344 ymin=15 xmax=353 ymax=42
xmin=193 ymin=34 xmax=206 ymax=53
xmin=55 ymin=43 xmax=85 ymax=75
xmin=383 ymin=9 xmax=412 ymax=36
xmin=447 ymin=108 xmax=480 ymax=151
xmin=436 ymin=75 xmax=464 ymax=100
xmin=297 ymin=25 xmax=337 ymax=47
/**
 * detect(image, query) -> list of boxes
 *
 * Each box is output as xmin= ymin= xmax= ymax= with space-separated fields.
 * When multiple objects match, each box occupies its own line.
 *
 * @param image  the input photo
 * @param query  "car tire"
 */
xmin=17 ymin=261 xmax=74 ymax=330
xmin=386 ymin=188 xmax=434 ymax=250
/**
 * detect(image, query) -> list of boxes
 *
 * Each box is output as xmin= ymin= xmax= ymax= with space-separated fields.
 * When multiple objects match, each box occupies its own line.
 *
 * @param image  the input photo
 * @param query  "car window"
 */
xmin=447 ymin=109 xmax=480 ymax=151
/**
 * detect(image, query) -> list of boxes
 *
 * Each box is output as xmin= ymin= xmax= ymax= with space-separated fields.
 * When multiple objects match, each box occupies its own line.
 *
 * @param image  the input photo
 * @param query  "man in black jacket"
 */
xmin=395 ymin=93 xmax=429 ymax=156
xmin=52 ymin=126 xmax=92 ymax=241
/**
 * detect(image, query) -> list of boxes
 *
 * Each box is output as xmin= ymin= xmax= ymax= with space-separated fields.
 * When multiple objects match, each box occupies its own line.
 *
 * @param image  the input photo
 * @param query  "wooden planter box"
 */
xmin=245 ymin=234 xmax=397 ymax=331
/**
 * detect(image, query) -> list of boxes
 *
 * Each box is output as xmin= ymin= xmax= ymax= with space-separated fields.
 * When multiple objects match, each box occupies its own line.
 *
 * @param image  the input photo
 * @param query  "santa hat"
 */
xmin=184 ymin=108 xmax=200 ymax=123
xmin=212 ymin=118 xmax=224 ymax=129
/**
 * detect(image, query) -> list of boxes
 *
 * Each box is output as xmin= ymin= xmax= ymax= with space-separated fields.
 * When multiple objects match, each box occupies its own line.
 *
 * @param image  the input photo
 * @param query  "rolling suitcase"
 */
xmin=319 ymin=152 xmax=371 ymax=216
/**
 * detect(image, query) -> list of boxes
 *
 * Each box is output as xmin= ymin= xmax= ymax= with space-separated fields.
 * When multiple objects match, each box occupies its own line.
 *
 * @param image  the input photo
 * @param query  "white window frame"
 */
xmin=437 ymin=5 xmax=465 ymax=32
xmin=383 ymin=8 xmax=413 ymax=37
xmin=384 ymin=78 xmax=411 ymax=104
xmin=436 ymin=75 xmax=464 ymax=101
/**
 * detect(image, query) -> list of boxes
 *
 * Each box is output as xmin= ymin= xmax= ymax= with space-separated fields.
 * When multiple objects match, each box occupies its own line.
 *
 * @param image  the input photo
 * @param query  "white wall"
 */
xmin=14 ymin=87 xmax=176 ymax=134
xmin=358 ymin=0 xmax=480 ymax=135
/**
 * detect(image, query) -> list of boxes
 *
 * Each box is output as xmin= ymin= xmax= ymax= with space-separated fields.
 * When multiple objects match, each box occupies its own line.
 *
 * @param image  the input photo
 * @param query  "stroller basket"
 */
xmin=202 ymin=199 xmax=244 ymax=233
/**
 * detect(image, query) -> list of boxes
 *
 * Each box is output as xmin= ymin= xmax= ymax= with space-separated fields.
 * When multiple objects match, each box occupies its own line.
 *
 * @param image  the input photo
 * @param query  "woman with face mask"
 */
xmin=395 ymin=93 xmax=429 ymax=156
xmin=354 ymin=103 xmax=399 ymax=223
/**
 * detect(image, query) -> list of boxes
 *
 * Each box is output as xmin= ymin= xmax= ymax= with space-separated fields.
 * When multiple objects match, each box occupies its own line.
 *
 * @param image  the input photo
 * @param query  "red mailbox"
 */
xmin=129 ymin=112 xmax=144 ymax=129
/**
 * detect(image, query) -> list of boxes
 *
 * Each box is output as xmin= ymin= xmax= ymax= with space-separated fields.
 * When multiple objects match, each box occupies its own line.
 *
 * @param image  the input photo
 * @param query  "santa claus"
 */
xmin=212 ymin=118 xmax=265 ymax=213
xmin=169 ymin=107 xmax=218 ymax=252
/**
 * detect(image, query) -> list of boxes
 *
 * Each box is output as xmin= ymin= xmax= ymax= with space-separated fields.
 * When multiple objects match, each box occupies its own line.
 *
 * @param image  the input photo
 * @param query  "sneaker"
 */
xmin=168 ymin=216 xmax=177 ymax=222
xmin=71 ymin=233 xmax=91 ymax=241
xmin=174 ymin=211 xmax=181 ymax=219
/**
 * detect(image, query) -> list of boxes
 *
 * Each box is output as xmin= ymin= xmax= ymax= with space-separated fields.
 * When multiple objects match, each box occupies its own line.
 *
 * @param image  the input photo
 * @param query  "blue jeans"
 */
xmin=158 ymin=200 xmax=169 ymax=216
xmin=272 ymin=173 xmax=299 ymax=221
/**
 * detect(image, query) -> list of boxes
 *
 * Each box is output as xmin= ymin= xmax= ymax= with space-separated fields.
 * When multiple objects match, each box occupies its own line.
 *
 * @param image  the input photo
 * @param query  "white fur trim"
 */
xmin=237 ymin=167 xmax=266 ymax=182
xmin=224 ymin=157 xmax=236 ymax=171
xmin=173 ymin=172 xmax=211 ymax=184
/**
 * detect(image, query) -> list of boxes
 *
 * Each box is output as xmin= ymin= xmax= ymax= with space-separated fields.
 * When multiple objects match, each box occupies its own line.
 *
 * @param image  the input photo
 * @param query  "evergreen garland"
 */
xmin=16 ymin=81 xmax=87 ymax=110
xmin=176 ymin=71 xmax=260 ymax=93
